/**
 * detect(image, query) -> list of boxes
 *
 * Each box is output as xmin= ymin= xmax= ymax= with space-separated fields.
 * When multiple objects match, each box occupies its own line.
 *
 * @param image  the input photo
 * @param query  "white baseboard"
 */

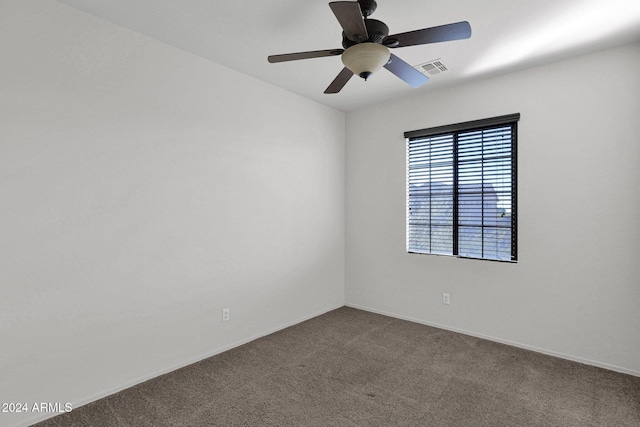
xmin=17 ymin=304 xmax=343 ymax=427
xmin=346 ymin=303 xmax=640 ymax=378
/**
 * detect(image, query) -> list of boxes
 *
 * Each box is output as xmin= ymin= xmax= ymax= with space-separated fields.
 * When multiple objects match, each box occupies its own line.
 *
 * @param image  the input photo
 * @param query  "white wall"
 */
xmin=346 ymin=42 xmax=640 ymax=375
xmin=0 ymin=1 xmax=345 ymax=425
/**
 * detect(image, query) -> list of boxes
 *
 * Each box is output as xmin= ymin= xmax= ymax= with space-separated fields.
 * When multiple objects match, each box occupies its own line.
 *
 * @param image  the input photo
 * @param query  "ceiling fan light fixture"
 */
xmin=341 ymin=42 xmax=390 ymax=80
xmin=267 ymin=1 xmax=472 ymax=93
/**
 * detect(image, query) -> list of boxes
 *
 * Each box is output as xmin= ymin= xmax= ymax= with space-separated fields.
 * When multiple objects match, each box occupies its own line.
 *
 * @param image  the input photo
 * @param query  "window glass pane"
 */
xmin=458 ymin=226 xmax=482 ymax=258
xmin=456 ymin=126 xmax=513 ymax=260
xmin=482 ymin=228 xmax=512 ymax=261
xmin=431 ymin=225 xmax=453 ymax=254
xmin=407 ymin=134 xmax=453 ymax=254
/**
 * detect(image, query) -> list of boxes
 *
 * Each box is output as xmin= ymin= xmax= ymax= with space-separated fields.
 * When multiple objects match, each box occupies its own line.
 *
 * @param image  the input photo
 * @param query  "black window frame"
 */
xmin=405 ymin=113 xmax=519 ymax=262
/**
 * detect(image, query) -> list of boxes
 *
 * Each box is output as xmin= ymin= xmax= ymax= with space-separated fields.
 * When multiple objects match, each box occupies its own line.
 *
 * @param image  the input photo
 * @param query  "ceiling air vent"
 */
xmin=414 ymin=59 xmax=448 ymax=77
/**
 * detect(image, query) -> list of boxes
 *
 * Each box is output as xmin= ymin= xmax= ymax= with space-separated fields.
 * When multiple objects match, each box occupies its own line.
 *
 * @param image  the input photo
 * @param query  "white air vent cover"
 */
xmin=414 ymin=59 xmax=448 ymax=76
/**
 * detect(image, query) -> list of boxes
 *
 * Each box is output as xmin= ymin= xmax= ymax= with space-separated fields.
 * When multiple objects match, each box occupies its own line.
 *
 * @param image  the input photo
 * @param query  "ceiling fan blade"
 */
xmin=386 ymin=21 xmax=471 ymax=48
xmin=268 ymin=49 xmax=344 ymax=63
xmin=324 ymin=67 xmax=354 ymax=94
xmin=329 ymin=1 xmax=368 ymax=42
xmin=384 ymin=53 xmax=429 ymax=88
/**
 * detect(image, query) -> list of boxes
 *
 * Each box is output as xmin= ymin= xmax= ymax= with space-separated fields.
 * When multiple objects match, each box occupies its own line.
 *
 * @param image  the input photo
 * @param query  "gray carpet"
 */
xmin=34 ymin=307 xmax=640 ymax=426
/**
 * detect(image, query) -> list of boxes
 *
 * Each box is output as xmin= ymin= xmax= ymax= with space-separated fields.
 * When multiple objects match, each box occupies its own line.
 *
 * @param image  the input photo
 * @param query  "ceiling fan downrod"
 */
xmin=357 ymin=0 xmax=377 ymax=17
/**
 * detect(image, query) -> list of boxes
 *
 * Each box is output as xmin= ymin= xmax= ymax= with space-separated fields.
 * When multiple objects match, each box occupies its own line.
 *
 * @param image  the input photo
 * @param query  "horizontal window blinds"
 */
xmin=407 ymin=115 xmax=518 ymax=262
xmin=408 ymin=134 xmax=454 ymax=255
xmin=404 ymin=114 xmax=520 ymax=139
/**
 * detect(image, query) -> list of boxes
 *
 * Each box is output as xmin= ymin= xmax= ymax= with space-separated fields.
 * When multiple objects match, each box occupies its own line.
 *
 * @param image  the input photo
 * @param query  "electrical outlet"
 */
xmin=222 ymin=308 xmax=230 ymax=322
xmin=442 ymin=293 xmax=450 ymax=305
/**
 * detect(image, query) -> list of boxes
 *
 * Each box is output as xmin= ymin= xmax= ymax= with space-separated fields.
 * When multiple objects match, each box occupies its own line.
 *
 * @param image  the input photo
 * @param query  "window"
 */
xmin=405 ymin=114 xmax=519 ymax=262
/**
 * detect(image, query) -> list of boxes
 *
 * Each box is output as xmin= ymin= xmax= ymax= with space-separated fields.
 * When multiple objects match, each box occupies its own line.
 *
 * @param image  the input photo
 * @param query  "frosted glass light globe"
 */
xmin=341 ymin=43 xmax=390 ymax=80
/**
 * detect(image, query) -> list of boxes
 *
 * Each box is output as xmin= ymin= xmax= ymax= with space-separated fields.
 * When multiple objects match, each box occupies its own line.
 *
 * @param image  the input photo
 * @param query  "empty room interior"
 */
xmin=1 ymin=0 xmax=639 ymax=426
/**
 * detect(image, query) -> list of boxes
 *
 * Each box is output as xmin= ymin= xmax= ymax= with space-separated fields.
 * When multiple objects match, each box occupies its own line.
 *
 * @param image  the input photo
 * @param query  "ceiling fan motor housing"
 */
xmin=342 ymin=18 xmax=389 ymax=48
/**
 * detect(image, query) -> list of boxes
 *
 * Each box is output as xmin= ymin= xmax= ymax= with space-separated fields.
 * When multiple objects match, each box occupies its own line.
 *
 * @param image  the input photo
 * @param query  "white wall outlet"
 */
xmin=222 ymin=308 xmax=230 ymax=322
xmin=442 ymin=293 xmax=450 ymax=305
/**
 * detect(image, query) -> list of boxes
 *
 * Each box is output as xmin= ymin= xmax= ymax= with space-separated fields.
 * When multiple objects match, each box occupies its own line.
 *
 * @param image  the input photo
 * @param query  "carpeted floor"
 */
xmin=34 ymin=307 xmax=640 ymax=426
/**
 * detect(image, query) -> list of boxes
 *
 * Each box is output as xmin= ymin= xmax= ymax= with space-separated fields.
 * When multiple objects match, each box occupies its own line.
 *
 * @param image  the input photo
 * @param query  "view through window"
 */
xmin=405 ymin=114 xmax=519 ymax=261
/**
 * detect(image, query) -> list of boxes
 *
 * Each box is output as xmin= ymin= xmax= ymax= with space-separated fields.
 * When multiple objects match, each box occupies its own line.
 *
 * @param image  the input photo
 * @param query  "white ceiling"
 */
xmin=57 ymin=0 xmax=640 ymax=112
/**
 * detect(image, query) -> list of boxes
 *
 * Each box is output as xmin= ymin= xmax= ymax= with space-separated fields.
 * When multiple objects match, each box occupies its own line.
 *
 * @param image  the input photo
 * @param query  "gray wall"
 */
xmin=0 ymin=2 xmax=345 ymax=426
xmin=346 ymin=41 xmax=640 ymax=376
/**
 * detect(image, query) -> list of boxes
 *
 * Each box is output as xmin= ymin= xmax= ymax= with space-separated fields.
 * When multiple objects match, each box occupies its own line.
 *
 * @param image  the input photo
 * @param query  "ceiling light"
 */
xmin=341 ymin=43 xmax=390 ymax=80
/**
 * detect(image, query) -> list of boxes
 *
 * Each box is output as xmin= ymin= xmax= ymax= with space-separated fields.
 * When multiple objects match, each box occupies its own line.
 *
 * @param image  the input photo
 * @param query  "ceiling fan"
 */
xmin=267 ymin=0 xmax=471 ymax=94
